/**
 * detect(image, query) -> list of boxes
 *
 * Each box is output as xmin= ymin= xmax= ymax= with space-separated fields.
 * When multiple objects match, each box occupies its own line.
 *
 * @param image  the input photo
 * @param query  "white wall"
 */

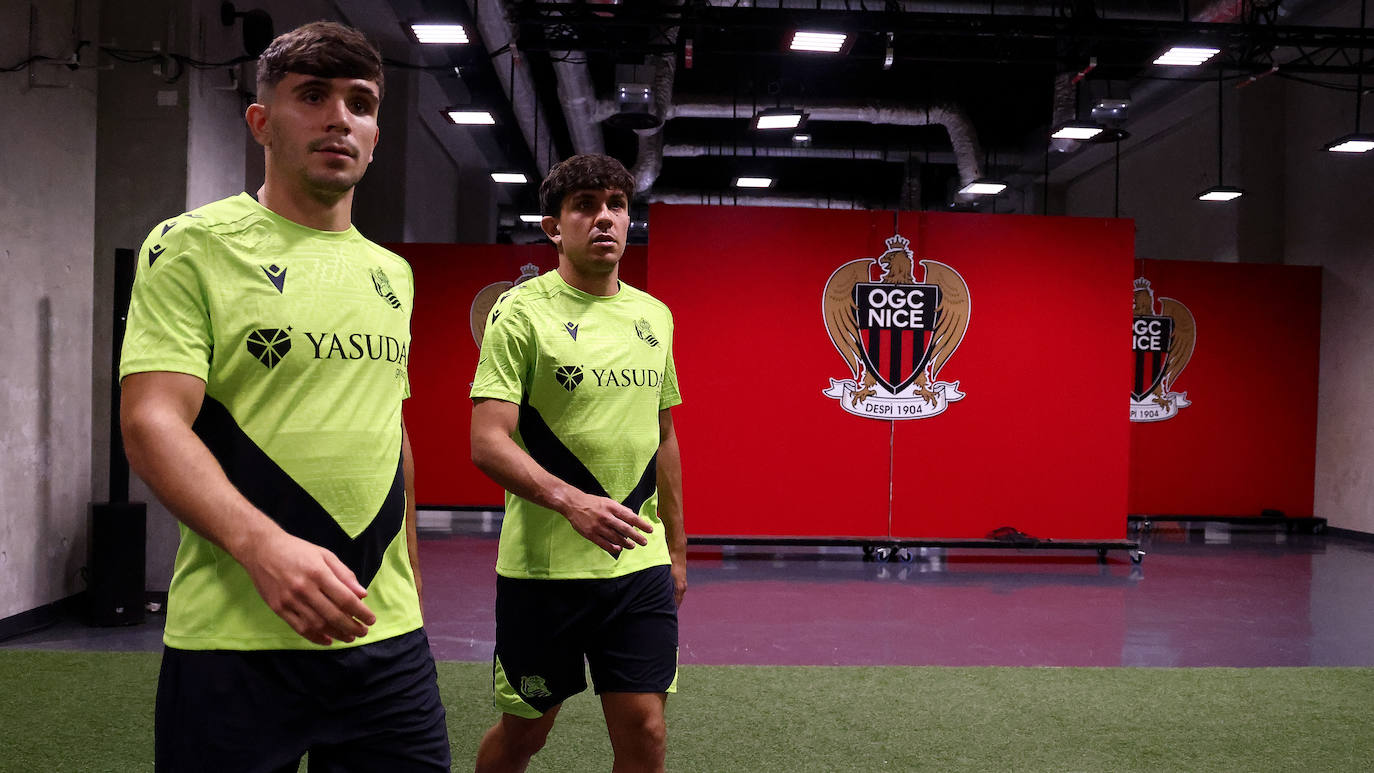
xmin=1059 ymin=0 xmax=1374 ymax=531
xmin=0 ymin=0 xmax=101 ymax=618
xmin=1281 ymin=76 xmax=1374 ymax=534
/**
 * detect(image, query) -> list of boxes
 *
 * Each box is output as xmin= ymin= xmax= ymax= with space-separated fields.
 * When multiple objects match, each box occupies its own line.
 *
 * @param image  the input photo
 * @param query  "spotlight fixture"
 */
xmin=1051 ymin=121 xmax=1104 ymax=140
xmin=1323 ymin=133 xmax=1374 ymax=153
xmin=518 ymin=214 xmax=543 ymax=224
xmin=1153 ymin=46 xmax=1220 ymax=66
xmin=409 ymin=23 xmax=468 ymax=44
xmin=789 ymin=30 xmax=848 ymax=53
xmin=752 ymin=108 xmax=806 ymax=131
xmin=735 ymin=177 xmax=774 ymax=188
xmin=444 ymin=109 xmax=495 ymax=125
xmin=791 ymin=133 xmax=812 ymax=145
xmin=491 ymin=172 xmax=528 ymax=184
xmin=958 ymin=179 xmax=1007 ymax=196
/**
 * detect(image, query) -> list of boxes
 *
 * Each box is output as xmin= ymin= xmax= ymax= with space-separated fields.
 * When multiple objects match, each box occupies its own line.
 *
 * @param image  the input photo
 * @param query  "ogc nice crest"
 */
xmin=1131 ymin=277 xmax=1196 ymax=422
xmin=821 ymin=234 xmax=970 ymax=420
xmin=470 ymin=262 xmax=541 ymax=348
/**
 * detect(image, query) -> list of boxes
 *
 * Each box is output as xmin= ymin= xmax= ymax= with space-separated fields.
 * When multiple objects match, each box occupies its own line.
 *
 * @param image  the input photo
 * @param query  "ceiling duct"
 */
xmin=646 ymin=191 xmax=870 ymax=209
xmin=607 ymin=64 xmax=662 ymax=131
xmin=662 ymin=143 xmax=961 ymax=165
xmin=470 ymin=0 xmax=559 ymax=173
xmin=626 ymin=7 xmax=681 ymax=196
xmin=660 ymin=99 xmax=984 ymax=188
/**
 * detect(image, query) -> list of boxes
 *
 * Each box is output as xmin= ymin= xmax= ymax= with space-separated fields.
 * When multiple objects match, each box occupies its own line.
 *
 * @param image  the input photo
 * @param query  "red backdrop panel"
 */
xmin=889 ymin=213 xmax=1133 ymax=540
xmin=1127 ymin=259 xmax=1320 ymax=517
xmin=394 ymin=242 xmax=647 ymax=507
xmin=649 ymin=206 xmax=895 ymax=537
xmin=650 ymin=206 xmax=1132 ymax=540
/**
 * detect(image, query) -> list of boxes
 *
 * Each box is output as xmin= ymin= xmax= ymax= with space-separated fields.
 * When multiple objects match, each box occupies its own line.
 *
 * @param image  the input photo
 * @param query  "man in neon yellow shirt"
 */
xmin=470 ymin=154 xmax=687 ymax=772
xmin=120 ymin=22 xmax=447 ymax=771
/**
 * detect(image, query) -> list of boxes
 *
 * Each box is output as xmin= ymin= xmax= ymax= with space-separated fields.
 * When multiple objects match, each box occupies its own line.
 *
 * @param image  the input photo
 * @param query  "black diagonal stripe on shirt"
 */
xmin=518 ymin=394 xmax=658 ymax=514
xmin=192 ymin=396 xmax=404 ymax=586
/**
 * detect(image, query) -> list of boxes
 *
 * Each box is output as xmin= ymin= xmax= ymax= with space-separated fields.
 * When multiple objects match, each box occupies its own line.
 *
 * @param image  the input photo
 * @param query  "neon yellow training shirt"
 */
xmin=470 ymin=270 xmax=682 ymax=579
xmin=120 ymin=192 xmax=421 ymax=651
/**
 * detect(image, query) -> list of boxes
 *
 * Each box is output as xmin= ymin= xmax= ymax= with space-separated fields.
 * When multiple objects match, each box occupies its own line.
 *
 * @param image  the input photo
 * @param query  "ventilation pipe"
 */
xmin=658 ymin=100 xmax=984 ymax=189
xmin=469 ymin=0 xmax=559 ymax=173
xmin=626 ymin=9 xmax=681 ymax=194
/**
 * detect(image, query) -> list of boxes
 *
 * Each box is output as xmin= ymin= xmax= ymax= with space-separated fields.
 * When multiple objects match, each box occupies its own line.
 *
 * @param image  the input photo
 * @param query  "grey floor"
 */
xmin=6 ymin=517 xmax=1374 ymax=668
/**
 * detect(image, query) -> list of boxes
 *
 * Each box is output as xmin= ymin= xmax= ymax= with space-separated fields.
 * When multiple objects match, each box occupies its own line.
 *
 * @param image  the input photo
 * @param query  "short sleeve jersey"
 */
xmin=470 ymin=270 xmax=682 ymax=579
xmin=120 ymin=192 xmax=422 ymax=651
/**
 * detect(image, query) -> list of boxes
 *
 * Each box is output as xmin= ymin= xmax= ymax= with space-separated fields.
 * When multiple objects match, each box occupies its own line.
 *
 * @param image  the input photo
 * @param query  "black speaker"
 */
xmin=86 ymin=502 xmax=147 ymax=626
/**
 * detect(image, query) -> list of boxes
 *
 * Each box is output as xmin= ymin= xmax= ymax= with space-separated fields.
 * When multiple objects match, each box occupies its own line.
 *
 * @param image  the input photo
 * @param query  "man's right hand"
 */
xmin=560 ymin=492 xmax=654 ymax=557
xmin=237 ymin=531 xmax=377 ymax=646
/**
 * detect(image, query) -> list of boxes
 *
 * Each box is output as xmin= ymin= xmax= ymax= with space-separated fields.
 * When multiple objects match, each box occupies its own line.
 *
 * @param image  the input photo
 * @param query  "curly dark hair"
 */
xmin=256 ymin=21 xmax=384 ymax=101
xmin=539 ymin=154 xmax=636 ymax=216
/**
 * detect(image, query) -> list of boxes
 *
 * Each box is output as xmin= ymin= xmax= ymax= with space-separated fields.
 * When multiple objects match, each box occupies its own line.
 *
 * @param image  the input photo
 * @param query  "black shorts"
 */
xmin=155 ymin=628 xmax=449 ymax=773
xmin=493 ymin=564 xmax=679 ymax=718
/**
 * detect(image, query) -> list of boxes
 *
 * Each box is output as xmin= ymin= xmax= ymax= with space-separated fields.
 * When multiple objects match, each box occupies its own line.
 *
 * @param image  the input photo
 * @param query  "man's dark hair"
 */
xmin=256 ymin=21 xmax=385 ymax=101
xmin=539 ymin=154 xmax=636 ymax=216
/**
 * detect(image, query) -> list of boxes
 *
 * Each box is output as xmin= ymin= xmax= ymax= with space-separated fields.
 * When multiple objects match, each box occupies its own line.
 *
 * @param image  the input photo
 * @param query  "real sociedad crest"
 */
xmin=821 ymin=234 xmax=971 ymax=420
xmin=1131 ymin=277 xmax=1196 ymax=422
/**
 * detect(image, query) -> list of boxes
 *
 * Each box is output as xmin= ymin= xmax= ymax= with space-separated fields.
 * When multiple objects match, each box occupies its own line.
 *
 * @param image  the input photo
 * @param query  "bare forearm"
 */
xmin=471 ymin=429 xmax=576 ymax=514
xmin=401 ymin=423 xmax=422 ymax=608
xmin=123 ymin=408 xmax=280 ymax=561
xmin=656 ymin=433 xmax=686 ymax=561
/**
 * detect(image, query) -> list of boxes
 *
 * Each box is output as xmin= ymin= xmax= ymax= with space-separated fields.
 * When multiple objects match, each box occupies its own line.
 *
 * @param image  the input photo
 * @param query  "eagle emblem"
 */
xmin=821 ymin=234 xmax=971 ymax=420
xmin=1131 ymin=277 xmax=1195 ymax=422
xmin=470 ymin=263 xmax=541 ymax=348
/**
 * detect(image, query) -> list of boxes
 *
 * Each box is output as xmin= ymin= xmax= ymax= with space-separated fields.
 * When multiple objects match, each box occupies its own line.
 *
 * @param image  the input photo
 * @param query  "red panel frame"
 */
xmin=1127 ymin=259 xmax=1320 ymax=517
xmin=889 ymin=213 xmax=1133 ymax=540
xmin=650 ymin=206 xmax=1132 ymax=540
xmin=395 ymin=243 xmax=647 ymax=507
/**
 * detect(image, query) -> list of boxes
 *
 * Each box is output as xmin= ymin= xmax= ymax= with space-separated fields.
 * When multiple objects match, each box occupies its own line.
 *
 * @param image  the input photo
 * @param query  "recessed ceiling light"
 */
xmin=753 ymin=110 xmax=805 ymax=130
xmin=518 ymin=214 xmax=543 ymax=223
xmin=790 ymin=31 xmax=847 ymax=53
xmin=1196 ymin=185 xmax=1244 ymax=201
xmin=958 ymin=179 xmax=1008 ymax=196
xmin=735 ymin=177 xmax=774 ymax=188
xmin=410 ymin=24 xmax=469 ymax=44
xmin=491 ymin=172 xmax=528 ymax=184
xmin=1051 ymin=121 xmax=1104 ymax=140
xmin=1154 ymin=46 xmax=1220 ymax=66
xmin=445 ymin=110 xmax=495 ymax=125
xmin=1323 ymin=133 xmax=1374 ymax=153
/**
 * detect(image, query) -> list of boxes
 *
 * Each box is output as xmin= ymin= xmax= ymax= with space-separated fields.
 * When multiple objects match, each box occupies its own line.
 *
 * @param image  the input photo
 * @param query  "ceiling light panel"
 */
xmin=411 ymin=24 xmax=469 ymax=44
xmin=446 ymin=110 xmax=495 ymax=125
xmin=790 ymin=31 xmax=847 ymax=53
xmin=1154 ymin=47 xmax=1220 ymax=66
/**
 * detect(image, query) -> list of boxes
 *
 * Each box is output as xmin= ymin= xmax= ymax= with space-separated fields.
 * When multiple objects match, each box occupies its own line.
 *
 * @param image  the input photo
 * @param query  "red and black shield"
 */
xmin=854 ymin=282 xmax=941 ymax=393
xmin=1132 ymin=315 xmax=1173 ymax=401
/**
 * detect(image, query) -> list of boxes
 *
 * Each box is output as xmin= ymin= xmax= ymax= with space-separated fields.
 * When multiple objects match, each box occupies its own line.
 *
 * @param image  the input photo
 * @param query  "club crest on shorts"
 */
xmin=520 ymin=675 xmax=553 ymax=698
xmin=1131 ymin=277 xmax=1196 ymax=422
xmin=821 ymin=234 xmax=971 ymax=420
xmin=471 ymin=263 xmax=541 ymax=347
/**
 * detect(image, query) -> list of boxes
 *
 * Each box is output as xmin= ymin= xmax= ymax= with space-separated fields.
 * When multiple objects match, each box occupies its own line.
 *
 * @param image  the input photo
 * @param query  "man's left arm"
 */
xmin=658 ymin=408 xmax=686 ymax=607
xmin=402 ymin=420 xmax=422 ymax=614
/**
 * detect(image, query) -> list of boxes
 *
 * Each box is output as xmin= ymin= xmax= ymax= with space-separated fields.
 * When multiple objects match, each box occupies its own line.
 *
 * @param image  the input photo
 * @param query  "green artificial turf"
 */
xmin=2 ymin=652 xmax=1371 ymax=772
